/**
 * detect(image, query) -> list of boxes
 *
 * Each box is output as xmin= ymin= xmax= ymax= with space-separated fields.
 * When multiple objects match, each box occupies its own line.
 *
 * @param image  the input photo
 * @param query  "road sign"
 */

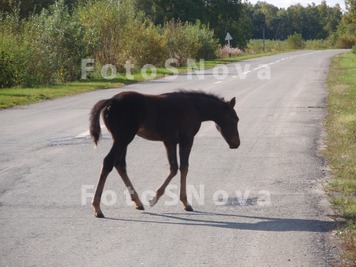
xmin=225 ymin=32 xmax=233 ymax=47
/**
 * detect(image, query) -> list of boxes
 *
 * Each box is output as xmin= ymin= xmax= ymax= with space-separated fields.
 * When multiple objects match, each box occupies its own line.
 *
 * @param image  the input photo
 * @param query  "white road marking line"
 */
xmin=75 ymin=125 xmax=106 ymax=138
xmin=76 ymin=130 xmax=90 ymax=138
xmin=211 ymin=52 xmax=324 ymax=85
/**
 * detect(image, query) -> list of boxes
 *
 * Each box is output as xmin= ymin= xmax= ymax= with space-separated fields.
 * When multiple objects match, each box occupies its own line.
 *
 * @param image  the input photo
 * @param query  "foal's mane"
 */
xmin=172 ymin=90 xmax=226 ymax=103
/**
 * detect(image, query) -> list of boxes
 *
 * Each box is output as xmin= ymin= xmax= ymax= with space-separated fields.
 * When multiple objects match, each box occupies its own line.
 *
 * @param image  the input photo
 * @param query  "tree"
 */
xmin=336 ymin=0 xmax=356 ymax=48
xmin=0 ymin=0 xmax=80 ymax=18
xmin=275 ymin=9 xmax=292 ymax=40
xmin=318 ymin=0 xmax=342 ymax=36
xmin=135 ymin=0 xmax=205 ymax=25
xmin=204 ymin=0 xmax=248 ymax=47
xmin=303 ymin=3 xmax=325 ymax=39
xmin=248 ymin=1 xmax=342 ymax=41
xmin=135 ymin=0 xmax=250 ymax=49
xmin=344 ymin=0 xmax=356 ymax=24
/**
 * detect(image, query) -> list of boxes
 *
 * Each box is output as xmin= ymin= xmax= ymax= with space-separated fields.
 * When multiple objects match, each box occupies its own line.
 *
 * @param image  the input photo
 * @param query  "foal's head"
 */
xmin=215 ymin=97 xmax=240 ymax=149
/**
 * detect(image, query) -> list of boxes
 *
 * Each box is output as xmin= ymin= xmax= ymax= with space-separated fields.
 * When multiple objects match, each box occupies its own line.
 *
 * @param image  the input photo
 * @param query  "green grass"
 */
xmin=0 ymin=53 xmax=276 ymax=109
xmin=325 ymin=52 xmax=356 ymax=264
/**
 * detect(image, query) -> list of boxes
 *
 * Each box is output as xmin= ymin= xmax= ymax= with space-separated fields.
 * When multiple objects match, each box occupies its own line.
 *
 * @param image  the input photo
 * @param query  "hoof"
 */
xmin=94 ymin=211 xmax=105 ymax=218
xmin=136 ymin=205 xmax=145 ymax=210
xmin=184 ymin=205 xmax=194 ymax=212
xmin=149 ymin=196 xmax=157 ymax=207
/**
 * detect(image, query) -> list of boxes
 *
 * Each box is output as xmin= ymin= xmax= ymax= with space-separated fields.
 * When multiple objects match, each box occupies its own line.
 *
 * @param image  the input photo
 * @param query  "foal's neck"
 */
xmin=191 ymin=96 xmax=225 ymax=122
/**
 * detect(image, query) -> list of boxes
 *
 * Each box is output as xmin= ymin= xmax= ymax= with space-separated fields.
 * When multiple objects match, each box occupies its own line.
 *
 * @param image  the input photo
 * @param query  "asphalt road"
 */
xmin=0 ymin=50 xmax=346 ymax=266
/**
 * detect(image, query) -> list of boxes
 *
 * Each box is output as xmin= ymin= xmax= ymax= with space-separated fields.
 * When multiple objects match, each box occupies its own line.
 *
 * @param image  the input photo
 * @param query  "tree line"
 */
xmin=248 ymin=1 xmax=342 ymax=40
xmin=2 ymin=0 xmax=353 ymax=47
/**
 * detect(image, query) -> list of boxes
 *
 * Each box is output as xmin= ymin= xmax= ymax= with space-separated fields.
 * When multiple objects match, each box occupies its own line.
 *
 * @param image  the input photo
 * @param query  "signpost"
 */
xmin=225 ymin=32 xmax=233 ymax=48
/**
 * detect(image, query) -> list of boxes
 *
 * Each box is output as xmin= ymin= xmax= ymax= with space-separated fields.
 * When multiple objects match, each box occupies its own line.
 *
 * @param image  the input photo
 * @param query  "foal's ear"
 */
xmin=229 ymin=97 xmax=236 ymax=109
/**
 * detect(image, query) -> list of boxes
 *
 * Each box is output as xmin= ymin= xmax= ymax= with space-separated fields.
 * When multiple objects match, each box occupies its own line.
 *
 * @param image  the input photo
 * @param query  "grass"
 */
xmin=0 ymin=78 xmax=133 ymax=109
xmin=0 ymin=53 xmax=276 ymax=109
xmin=325 ymin=51 xmax=356 ymax=264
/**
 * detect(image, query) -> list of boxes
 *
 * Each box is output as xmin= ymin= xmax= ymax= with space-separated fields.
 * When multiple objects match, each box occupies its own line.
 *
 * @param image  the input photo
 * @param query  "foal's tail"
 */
xmin=90 ymin=99 xmax=112 ymax=146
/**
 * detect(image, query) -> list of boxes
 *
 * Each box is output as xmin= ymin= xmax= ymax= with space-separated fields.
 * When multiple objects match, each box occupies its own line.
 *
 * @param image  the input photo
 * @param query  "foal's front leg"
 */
xmin=179 ymin=140 xmax=194 ymax=211
xmin=149 ymin=142 xmax=178 ymax=207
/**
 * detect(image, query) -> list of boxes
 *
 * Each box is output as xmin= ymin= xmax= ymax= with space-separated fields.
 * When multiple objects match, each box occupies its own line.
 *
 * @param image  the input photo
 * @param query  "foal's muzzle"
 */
xmin=229 ymin=139 xmax=240 ymax=149
xmin=229 ymin=143 xmax=240 ymax=149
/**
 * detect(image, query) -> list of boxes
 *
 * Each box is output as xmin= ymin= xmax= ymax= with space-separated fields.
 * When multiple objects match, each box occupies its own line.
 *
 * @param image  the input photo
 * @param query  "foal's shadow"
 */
xmin=105 ymin=210 xmax=336 ymax=233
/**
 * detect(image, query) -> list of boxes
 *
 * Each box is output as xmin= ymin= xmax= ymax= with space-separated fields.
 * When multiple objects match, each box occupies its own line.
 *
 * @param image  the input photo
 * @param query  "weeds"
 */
xmin=216 ymin=45 xmax=244 ymax=58
xmin=325 ymin=52 xmax=356 ymax=264
xmin=246 ymin=39 xmax=288 ymax=54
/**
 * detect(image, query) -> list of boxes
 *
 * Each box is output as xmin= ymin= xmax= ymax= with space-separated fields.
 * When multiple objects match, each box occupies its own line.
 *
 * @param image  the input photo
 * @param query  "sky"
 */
xmin=247 ymin=0 xmax=346 ymax=10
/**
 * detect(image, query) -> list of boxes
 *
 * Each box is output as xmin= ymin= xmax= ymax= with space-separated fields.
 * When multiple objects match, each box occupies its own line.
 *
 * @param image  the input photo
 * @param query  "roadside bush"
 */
xmin=164 ymin=20 xmax=218 ymax=65
xmin=83 ymin=0 xmax=218 ymax=71
xmin=335 ymin=14 xmax=356 ymax=49
xmin=79 ymin=0 xmax=168 ymax=71
xmin=78 ymin=0 xmax=120 ymax=69
xmin=0 ymin=50 xmax=17 ymax=88
xmin=25 ymin=0 xmax=87 ymax=84
xmin=164 ymin=20 xmax=195 ymax=65
xmin=336 ymin=35 xmax=356 ymax=49
xmin=185 ymin=21 xmax=218 ymax=60
xmin=287 ymin=32 xmax=305 ymax=49
xmin=130 ymin=23 xmax=168 ymax=68
xmin=0 ymin=32 xmax=18 ymax=88
xmin=1 ymin=0 xmax=219 ymax=86
xmin=0 ymin=12 xmax=33 ymax=87
xmin=304 ymin=39 xmax=334 ymax=50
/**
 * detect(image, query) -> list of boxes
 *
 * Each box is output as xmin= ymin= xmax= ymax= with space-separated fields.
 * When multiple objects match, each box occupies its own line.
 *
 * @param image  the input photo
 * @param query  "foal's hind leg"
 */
xmin=92 ymin=168 xmax=109 ymax=218
xmin=115 ymin=148 xmax=144 ymax=210
xmin=92 ymin=142 xmax=123 ymax=218
xmin=92 ymin=139 xmax=135 ymax=218
xmin=149 ymin=141 xmax=178 ymax=207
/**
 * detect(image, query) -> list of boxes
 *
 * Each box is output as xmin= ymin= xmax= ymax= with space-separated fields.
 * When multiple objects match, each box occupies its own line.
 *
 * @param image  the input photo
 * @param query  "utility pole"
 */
xmin=262 ymin=26 xmax=266 ymax=53
xmin=275 ymin=23 xmax=280 ymax=40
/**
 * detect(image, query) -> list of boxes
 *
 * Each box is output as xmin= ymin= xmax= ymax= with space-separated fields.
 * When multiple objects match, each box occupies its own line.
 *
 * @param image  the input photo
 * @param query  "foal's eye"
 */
xmin=231 ymin=113 xmax=238 ymax=122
